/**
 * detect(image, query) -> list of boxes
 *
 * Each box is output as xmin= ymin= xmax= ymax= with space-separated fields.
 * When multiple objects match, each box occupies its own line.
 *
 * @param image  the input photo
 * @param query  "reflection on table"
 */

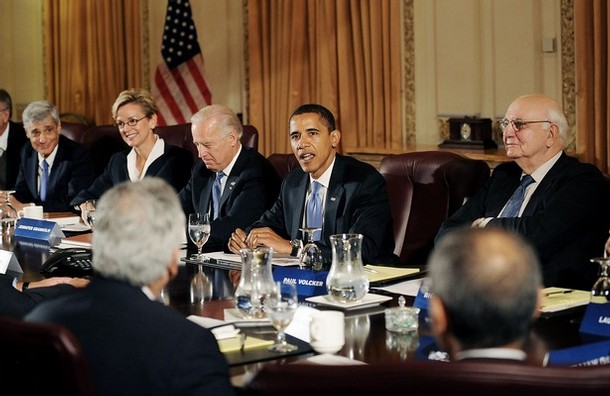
xmin=6 ymin=234 xmax=589 ymax=378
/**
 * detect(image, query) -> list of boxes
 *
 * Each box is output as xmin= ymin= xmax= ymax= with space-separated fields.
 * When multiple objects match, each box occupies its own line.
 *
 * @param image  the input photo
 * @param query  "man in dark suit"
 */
xmin=179 ymin=104 xmax=280 ymax=252
xmin=26 ymin=178 xmax=235 ymax=396
xmin=228 ymin=103 xmax=397 ymax=265
xmin=0 ymin=89 xmax=28 ymax=189
xmin=436 ymin=94 xmax=609 ymax=290
xmin=9 ymin=101 xmax=95 ymax=212
xmin=429 ymin=227 xmax=544 ymax=364
xmin=0 ymin=274 xmax=88 ymax=318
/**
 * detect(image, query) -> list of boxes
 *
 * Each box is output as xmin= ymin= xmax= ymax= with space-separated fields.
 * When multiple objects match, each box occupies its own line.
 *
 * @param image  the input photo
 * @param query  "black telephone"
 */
xmin=40 ymin=248 xmax=94 ymax=278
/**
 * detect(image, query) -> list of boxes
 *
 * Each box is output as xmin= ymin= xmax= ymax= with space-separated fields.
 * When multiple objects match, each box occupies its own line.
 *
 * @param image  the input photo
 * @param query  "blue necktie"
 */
xmin=306 ymin=181 xmax=323 ymax=241
xmin=499 ymin=175 xmax=535 ymax=218
xmin=40 ymin=160 xmax=49 ymax=202
xmin=212 ymin=172 xmax=225 ymax=220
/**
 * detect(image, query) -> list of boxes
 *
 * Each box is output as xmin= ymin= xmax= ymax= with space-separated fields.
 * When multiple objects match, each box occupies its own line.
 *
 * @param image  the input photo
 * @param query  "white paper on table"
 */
xmin=304 ymin=353 xmax=367 ymax=365
xmin=202 ymin=251 xmax=241 ymax=263
xmin=61 ymin=222 xmax=91 ymax=232
xmin=187 ymin=315 xmax=241 ymax=340
xmin=371 ymin=278 xmax=423 ymax=297
xmin=285 ymin=305 xmax=320 ymax=343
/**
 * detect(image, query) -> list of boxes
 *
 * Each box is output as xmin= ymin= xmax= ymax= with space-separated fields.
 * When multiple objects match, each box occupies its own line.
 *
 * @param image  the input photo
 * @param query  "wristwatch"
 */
xmin=290 ymin=239 xmax=302 ymax=257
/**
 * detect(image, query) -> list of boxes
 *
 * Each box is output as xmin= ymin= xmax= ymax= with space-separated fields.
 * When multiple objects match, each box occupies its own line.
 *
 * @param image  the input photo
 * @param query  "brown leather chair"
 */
xmin=60 ymin=121 xmax=90 ymax=145
xmin=379 ymin=151 xmax=490 ymax=266
xmin=267 ymin=153 xmax=300 ymax=179
xmin=244 ymin=360 xmax=610 ymax=396
xmin=0 ymin=315 xmax=96 ymax=396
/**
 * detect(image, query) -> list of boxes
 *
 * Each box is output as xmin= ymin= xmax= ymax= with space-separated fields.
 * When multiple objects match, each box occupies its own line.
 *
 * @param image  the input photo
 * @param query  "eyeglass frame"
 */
xmin=499 ymin=118 xmax=553 ymax=133
xmin=115 ymin=116 xmax=147 ymax=130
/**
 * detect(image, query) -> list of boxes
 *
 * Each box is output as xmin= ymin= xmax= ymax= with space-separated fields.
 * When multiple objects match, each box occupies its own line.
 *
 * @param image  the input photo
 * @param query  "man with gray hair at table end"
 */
xmin=428 ymin=227 xmax=545 ymax=365
xmin=26 ymin=178 xmax=235 ymax=396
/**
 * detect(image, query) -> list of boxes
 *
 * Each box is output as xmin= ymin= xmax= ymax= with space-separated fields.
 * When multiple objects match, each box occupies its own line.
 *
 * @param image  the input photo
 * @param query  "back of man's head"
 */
xmin=428 ymin=227 xmax=542 ymax=350
xmin=92 ymin=178 xmax=185 ymax=287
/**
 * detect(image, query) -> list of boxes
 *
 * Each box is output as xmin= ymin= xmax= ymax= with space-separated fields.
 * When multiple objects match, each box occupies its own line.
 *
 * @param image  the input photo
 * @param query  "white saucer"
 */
xmin=306 ymin=293 xmax=392 ymax=311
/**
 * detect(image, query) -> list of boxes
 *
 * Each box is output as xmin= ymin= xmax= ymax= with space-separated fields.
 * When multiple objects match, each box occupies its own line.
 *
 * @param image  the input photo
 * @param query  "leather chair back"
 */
xmin=60 ymin=121 xmax=89 ymax=145
xmin=379 ymin=151 xmax=490 ymax=266
xmin=0 ymin=315 xmax=95 ymax=396
xmin=267 ymin=153 xmax=300 ymax=179
xmin=244 ymin=360 xmax=610 ymax=396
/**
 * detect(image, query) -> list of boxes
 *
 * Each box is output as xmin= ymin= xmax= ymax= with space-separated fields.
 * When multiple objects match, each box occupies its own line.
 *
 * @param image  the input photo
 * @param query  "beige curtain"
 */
xmin=247 ymin=0 xmax=403 ymax=157
xmin=575 ymin=0 xmax=610 ymax=175
xmin=44 ymin=0 xmax=142 ymax=126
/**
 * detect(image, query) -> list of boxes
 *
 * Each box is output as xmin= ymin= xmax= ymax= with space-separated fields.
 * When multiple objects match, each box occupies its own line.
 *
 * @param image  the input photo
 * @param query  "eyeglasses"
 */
xmin=499 ymin=119 xmax=552 ymax=133
xmin=115 ymin=116 xmax=147 ymax=130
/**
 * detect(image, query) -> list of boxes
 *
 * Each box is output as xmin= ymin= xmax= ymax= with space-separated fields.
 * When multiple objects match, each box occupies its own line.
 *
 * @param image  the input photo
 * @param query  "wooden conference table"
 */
xmin=4 ymin=224 xmax=589 ymax=382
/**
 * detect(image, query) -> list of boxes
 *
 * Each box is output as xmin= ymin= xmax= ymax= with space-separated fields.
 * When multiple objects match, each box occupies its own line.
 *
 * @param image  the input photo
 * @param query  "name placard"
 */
xmin=0 ymin=249 xmax=22 ymax=274
xmin=273 ymin=267 xmax=328 ymax=298
xmin=547 ymin=338 xmax=610 ymax=367
xmin=579 ymin=302 xmax=610 ymax=339
xmin=413 ymin=282 xmax=433 ymax=311
xmin=14 ymin=218 xmax=65 ymax=246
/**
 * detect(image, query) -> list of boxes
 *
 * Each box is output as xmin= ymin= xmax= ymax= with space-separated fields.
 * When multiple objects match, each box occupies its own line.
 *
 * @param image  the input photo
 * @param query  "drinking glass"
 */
xmin=590 ymin=256 xmax=610 ymax=304
xmin=265 ymin=281 xmax=298 ymax=352
xmin=188 ymin=213 xmax=211 ymax=260
xmin=299 ymin=227 xmax=324 ymax=270
xmin=190 ymin=264 xmax=213 ymax=305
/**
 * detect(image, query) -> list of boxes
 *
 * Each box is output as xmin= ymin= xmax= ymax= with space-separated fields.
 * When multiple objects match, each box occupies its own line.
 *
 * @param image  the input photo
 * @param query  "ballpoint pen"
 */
xmin=545 ymin=289 xmax=573 ymax=297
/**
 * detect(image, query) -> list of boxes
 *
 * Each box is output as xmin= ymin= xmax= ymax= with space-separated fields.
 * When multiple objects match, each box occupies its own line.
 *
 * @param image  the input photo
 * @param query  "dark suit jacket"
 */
xmin=13 ymin=135 xmax=95 ymax=212
xmin=250 ymin=154 xmax=397 ymax=265
xmin=179 ymin=146 xmax=280 ymax=251
xmin=70 ymin=143 xmax=193 ymax=206
xmin=0 ymin=274 xmax=76 ymax=318
xmin=436 ymin=152 xmax=610 ymax=289
xmin=2 ymin=121 xmax=28 ymax=189
xmin=25 ymin=277 xmax=235 ymax=396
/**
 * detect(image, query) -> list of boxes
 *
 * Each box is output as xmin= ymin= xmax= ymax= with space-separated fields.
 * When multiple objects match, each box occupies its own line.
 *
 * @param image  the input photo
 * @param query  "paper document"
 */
xmin=364 ymin=265 xmax=420 ymax=284
xmin=217 ymin=335 xmax=273 ymax=353
xmin=540 ymin=287 xmax=590 ymax=313
xmin=59 ymin=233 xmax=92 ymax=248
xmin=372 ymin=278 xmax=423 ymax=297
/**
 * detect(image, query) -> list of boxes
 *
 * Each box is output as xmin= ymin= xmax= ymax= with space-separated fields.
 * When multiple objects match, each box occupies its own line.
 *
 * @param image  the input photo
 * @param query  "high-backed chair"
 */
xmin=60 ymin=121 xmax=90 ymax=145
xmin=379 ymin=151 xmax=490 ymax=266
xmin=244 ymin=360 xmax=610 ymax=396
xmin=267 ymin=153 xmax=300 ymax=179
xmin=0 ymin=315 xmax=96 ymax=396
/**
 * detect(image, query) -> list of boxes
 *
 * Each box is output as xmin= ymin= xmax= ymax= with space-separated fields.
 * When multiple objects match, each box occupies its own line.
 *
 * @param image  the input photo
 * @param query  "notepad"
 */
xmin=540 ymin=287 xmax=591 ymax=313
xmin=217 ymin=335 xmax=274 ymax=353
xmin=364 ymin=265 xmax=420 ymax=284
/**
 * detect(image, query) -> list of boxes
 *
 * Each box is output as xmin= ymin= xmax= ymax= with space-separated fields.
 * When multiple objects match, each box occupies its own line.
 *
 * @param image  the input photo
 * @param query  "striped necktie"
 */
xmin=212 ymin=172 xmax=225 ymax=220
xmin=40 ymin=160 xmax=49 ymax=202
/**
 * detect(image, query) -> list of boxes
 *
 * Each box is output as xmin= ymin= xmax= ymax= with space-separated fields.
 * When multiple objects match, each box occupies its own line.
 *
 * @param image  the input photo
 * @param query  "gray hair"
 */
xmin=191 ymin=104 xmax=243 ymax=139
xmin=92 ymin=178 xmax=185 ymax=287
xmin=428 ymin=227 xmax=542 ymax=349
xmin=22 ymin=101 xmax=60 ymax=131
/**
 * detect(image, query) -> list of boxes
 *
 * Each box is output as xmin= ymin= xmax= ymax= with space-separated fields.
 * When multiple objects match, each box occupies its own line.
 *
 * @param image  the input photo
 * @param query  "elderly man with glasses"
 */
xmin=436 ymin=94 xmax=610 ymax=290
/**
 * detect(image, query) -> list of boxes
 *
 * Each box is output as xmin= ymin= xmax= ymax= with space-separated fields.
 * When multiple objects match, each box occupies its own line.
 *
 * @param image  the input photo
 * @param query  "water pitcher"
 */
xmin=326 ymin=233 xmax=369 ymax=303
xmin=234 ymin=247 xmax=276 ymax=318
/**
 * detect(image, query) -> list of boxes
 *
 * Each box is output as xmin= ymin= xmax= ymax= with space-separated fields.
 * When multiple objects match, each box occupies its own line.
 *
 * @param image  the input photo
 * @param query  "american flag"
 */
xmin=152 ymin=0 xmax=212 ymax=125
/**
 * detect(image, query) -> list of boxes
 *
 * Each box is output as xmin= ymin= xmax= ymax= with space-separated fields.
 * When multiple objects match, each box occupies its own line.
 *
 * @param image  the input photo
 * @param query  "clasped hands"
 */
xmin=228 ymin=227 xmax=291 ymax=255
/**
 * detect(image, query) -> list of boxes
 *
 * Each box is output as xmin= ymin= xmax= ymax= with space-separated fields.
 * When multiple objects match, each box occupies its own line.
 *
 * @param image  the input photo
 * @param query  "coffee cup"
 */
xmin=22 ymin=205 xmax=44 ymax=220
xmin=309 ymin=310 xmax=345 ymax=354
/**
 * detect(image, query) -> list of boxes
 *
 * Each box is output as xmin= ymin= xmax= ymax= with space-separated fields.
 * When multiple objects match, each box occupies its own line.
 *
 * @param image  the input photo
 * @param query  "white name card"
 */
xmin=0 ymin=249 xmax=22 ymax=274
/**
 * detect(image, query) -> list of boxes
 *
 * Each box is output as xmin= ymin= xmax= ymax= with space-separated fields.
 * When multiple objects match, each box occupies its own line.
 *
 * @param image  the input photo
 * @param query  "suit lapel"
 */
xmin=288 ymin=174 xmax=308 ymax=238
xmin=324 ymin=156 xmax=345 ymax=238
xmin=522 ymin=152 xmax=567 ymax=216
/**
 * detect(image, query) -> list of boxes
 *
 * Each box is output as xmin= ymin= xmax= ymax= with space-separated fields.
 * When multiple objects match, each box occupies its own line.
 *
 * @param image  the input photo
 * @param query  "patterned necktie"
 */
xmin=306 ymin=181 xmax=323 ymax=241
xmin=499 ymin=175 xmax=535 ymax=218
xmin=212 ymin=172 xmax=225 ymax=220
xmin=40 ymin=160 xmax=49 ymax=202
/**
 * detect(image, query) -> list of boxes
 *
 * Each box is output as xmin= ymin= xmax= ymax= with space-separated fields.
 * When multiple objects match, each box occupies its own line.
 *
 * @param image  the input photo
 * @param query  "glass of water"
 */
xmin=188 ymin=213 xmax=210 ymax=260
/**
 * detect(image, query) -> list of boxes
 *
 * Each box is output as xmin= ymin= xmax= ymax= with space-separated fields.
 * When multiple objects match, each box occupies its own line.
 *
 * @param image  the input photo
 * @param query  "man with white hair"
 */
xmin=437 ymin=94 xmax=610 ymax=290
xmin=26 ymin=178 xmax=235 ymax=396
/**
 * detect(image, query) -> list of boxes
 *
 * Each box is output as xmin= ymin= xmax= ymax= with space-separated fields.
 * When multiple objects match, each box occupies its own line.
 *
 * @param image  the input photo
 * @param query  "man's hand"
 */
xmin=245 ymin=227 xmax=292 ymax=255
xmin=228 ymin=228 xmax=249 ymax=254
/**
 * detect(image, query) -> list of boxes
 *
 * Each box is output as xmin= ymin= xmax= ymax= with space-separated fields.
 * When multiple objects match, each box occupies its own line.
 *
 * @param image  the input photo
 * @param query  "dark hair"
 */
xmin=290 ymin=104 xmax=336 ymax=132
xmin=0 ymin=89 xmax=13 ymax=119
